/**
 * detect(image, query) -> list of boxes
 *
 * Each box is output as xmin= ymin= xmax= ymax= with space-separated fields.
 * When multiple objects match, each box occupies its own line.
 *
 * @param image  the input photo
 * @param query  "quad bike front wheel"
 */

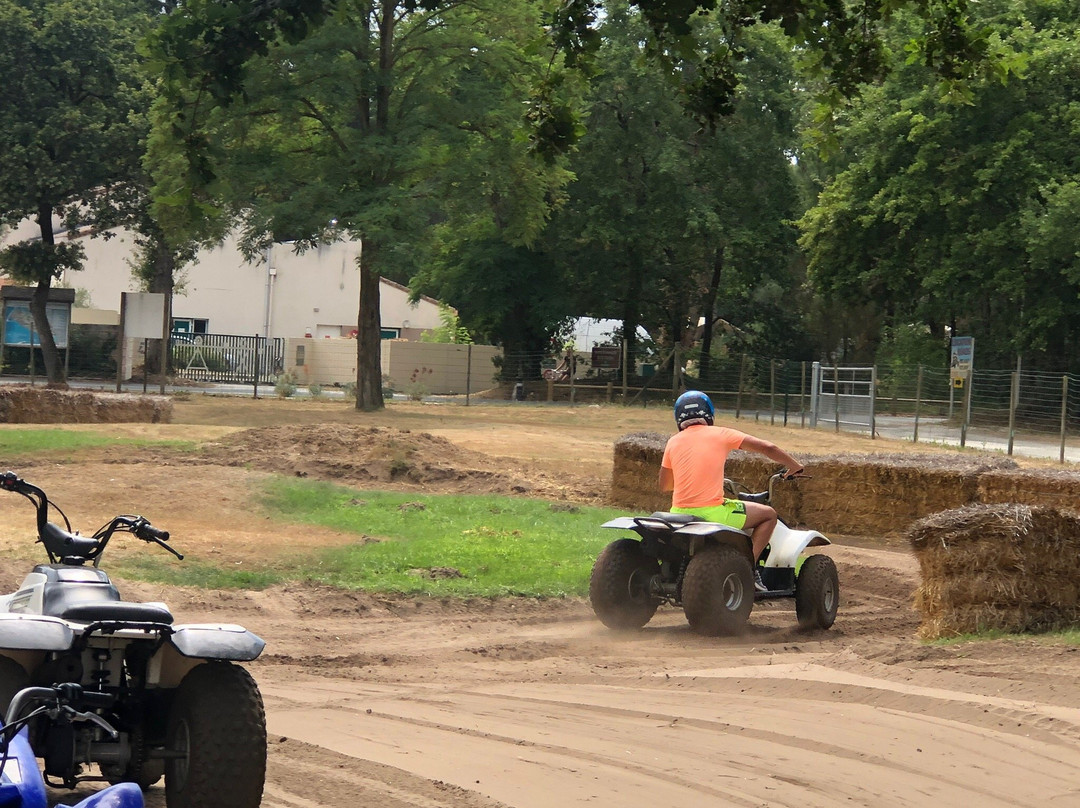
xmin=682 ymin=545 xmax=754 ymax=636
xmin=795 ymin=554 xmax=840 ymax=630
xmin=164 ymin=661 xmax=267 ymax=808
xmin=589 ymin=538 xmax=661 ymax=629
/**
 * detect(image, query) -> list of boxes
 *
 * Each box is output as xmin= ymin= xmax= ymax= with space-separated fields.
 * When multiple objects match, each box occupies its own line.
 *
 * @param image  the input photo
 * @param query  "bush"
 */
xmin=275 ymin=373 xmax=297 ymax=398
xmin=308 ymin=383 xmax=323 ymax=399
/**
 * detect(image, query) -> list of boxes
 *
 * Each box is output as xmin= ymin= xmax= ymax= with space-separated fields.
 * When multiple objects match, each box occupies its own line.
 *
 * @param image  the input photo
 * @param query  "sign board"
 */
xmin=591 ymin=345 xmax=621 ymax=370
xmin=950 ymin=336 xmax=974 ymax=381
xmin=2 ymin=301 xmax=69 ymax=348
xmin=121 ymin=293 xmax=167 ymax=340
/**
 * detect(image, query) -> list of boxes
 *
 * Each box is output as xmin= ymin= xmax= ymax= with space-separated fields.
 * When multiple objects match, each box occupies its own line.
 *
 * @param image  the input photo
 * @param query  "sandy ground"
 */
xmin=0 ymin=397 xmax=1076 ymax=808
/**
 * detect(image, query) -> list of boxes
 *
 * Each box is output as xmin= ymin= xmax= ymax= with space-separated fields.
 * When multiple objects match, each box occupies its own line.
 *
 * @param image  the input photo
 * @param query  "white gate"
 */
xmin=810 ymin=363 xmax=876 ymax=435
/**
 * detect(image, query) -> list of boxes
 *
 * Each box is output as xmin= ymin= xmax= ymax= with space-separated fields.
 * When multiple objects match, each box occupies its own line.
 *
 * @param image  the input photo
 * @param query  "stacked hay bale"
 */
xmin=788 ymin=453 xmax=1016 ymax=536
xmin=0 ymin=387 xmax=172 ymax=424
xmin=610 ymin=432 xmax=668 ymax=513
xmin=978 ymin=468 xmax=1080 ymax=509
xmin=908 ymin=504 xmax=1080 ymax=638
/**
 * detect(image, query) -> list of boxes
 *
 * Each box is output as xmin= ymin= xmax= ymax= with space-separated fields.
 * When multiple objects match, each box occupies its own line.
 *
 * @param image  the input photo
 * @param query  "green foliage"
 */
xmin=419 ymin=304 xmax=473 ymax=345
xmin=546 ymin=0 xmax=1005 ymax=147
xmin=307 ymin=383 xmax=323 ymax=399
xmin=799 ymin=1 xmax=1080 ymax=371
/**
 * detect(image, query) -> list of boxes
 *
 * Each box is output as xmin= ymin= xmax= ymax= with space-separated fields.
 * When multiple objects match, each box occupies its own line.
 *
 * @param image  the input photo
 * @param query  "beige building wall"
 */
xmin=2 ymin=221 xmax=450 ymax=340
xmin=286 ymin=338 xmax=501 ymax=395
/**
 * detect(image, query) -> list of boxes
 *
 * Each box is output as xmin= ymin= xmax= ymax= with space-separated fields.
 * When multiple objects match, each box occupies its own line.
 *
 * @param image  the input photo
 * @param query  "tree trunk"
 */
xmin=147 ymin=238 xmax=176 ymax=378
xmin=31 ymin=205 xmax=66 ymax=388
xmin=697 ymin=244 xmax=725 ymax=384
xmin=355 ymin=243 xmax=385 ymax=411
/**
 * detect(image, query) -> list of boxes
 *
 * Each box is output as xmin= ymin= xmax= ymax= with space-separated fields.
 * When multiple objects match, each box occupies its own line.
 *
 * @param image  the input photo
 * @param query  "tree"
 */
xmin=0 ymin=0 xmax=151 ymax=385
xmin=798 ymin=0 xmax=1080 ymax=370
xmin=149 ymin=0 xmax=566 ymax=409
xmin=545 ymin=4 xmax=806 ymax=377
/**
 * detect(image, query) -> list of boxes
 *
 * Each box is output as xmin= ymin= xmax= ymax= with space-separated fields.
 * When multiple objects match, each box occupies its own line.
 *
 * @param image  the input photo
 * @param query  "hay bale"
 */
xmin=979 ymin=468 xmax=1080 ymax=509
xmin=907 ymin=503 xmax=1080 ymax=638
xmin=0 ymin=387 xmax=171 ymax=424
xmin=793 ymin=453 xmax=1016 ymax=536
xmin=610 ymin=432 xmax=667 ymax=512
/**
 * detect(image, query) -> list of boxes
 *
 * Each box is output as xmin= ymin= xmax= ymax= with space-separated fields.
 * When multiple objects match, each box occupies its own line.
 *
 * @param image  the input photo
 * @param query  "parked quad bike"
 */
xmin=0 ymin=683 xmax=144 ymax=808
xmin=0 ymin=472 xmax=267 ymax=808
xmin=590 ymin=471 xmax=839 ymax=636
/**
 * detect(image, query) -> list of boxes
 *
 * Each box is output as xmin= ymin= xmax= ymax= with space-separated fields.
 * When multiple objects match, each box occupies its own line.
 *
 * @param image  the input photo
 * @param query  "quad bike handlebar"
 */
xmin=725 ymin=469 xmax=808 ymax=505
xmin=0 ymin=472 xmax=182 ymax=564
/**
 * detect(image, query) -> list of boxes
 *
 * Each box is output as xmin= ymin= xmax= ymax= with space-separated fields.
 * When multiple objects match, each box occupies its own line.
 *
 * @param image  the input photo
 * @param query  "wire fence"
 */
xmin=495 ymin=348 xmax=1080 ymax=463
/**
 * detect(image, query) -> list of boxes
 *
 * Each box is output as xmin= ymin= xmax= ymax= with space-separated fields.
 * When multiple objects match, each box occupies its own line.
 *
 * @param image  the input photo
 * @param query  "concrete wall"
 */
xmin=286 ymin=338 xmax=502 ymax=395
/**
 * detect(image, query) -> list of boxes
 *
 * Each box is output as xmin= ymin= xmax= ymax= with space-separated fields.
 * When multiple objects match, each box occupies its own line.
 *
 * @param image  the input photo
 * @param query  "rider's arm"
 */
xmin=740 ymin=435 xmax=804 ymax=477
xmin=658 ymin=466 xmax=674 ymax=492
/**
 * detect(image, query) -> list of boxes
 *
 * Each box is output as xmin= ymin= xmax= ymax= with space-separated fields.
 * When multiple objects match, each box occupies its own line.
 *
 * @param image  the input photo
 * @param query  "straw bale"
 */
xmin=979 ymin=468 xmax=1080 ymax=510
xmin=918 ymin=604 xmax=1080 ymax=639
xmin=908 ymin=503 xmax=1080 ymax=638
xmin=0 ymin=387 xmax=171 ymax=424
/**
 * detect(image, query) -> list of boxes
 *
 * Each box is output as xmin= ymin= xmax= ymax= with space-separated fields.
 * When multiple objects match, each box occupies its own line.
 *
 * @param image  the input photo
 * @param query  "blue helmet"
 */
xmin=674 ymin=390 xmax=714 ymax=430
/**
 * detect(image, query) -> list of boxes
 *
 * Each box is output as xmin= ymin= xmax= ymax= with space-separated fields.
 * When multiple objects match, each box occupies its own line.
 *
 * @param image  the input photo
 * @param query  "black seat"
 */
xmin=60 ymin=601 xmax=174 ymax=625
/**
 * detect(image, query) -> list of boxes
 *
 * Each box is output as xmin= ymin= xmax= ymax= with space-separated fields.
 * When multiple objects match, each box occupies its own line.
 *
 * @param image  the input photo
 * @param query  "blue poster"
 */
xmin=3 ymin=302 xmax=69 ymax=348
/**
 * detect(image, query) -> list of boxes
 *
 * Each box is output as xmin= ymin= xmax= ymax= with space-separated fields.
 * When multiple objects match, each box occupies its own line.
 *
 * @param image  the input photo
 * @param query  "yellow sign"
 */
xmin=953 ymin=377 xmax=964 ymax=389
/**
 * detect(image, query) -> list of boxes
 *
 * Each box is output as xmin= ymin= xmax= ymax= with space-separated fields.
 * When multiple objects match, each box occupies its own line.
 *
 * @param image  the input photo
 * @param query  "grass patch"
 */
xmin=0 ymin=430 xmax=193 ymax=458
xmin=258 ymin=478 xmax=625 ymax=597
xmin=110 ymin=555 xmax=282 ymax=590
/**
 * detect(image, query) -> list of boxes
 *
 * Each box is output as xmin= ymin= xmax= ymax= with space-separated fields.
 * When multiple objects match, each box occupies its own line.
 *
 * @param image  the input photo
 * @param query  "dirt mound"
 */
xmin=190 ymin=424 xmax=604 ymax=504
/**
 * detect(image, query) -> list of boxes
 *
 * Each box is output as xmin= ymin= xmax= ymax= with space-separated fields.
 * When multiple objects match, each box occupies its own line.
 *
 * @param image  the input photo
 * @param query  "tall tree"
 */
xmin=799 ymin=0 xmax=1080 ymax=370
xmin=0 ymin=0 xmax=151 ymax=385
xmin=547 ymin=4 xmax=806 ymax=375
xmin=149 ymin=0 xmax=565 ymax=409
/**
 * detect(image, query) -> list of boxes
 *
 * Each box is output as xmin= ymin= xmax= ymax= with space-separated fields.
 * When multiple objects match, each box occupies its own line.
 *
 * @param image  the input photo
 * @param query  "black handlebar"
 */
xmin=0 ymin=471 xmax=182 ymax=563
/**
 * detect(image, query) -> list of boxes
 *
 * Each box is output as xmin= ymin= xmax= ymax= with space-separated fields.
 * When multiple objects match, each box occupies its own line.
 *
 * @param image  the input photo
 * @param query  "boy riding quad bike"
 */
xmin=589 ymin=392 xmax=839 ymax=635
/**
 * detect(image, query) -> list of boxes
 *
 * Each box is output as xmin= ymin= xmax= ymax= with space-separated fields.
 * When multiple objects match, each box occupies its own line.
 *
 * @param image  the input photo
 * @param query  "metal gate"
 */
xmin=170 ymin=333 xmax=284 ymax=384
xmin=810 ymin=362 xmax=876 ymax=435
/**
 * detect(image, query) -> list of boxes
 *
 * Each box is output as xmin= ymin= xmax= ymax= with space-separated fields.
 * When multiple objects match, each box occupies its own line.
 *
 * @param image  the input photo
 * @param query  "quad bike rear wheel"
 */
xmin=682 ymin=545 xmax=754 ymax=636
xmin=589 ymin=538 xmax=661 ymax=629
xmin=795 ymin=554 xmax=839 ymax=630
xmin=164 ymin=662 xmax=266 ymax=808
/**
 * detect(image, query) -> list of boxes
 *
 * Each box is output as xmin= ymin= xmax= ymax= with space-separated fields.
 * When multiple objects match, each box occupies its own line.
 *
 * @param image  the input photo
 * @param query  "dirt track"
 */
xmin=0 ymin=397 xmax=1076 ymax=808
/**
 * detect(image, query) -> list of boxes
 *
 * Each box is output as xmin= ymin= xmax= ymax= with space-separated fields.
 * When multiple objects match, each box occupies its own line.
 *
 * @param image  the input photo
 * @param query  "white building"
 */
xmin=0 ymin=221 xmax=447 ymax=340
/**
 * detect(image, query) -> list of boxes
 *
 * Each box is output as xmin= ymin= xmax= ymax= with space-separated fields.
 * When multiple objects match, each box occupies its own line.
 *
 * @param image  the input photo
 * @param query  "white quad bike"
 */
xmin=590 ymin=471 xmax=839 ymax=636
xmin=0 ymin=472 xmax=266 ymax=808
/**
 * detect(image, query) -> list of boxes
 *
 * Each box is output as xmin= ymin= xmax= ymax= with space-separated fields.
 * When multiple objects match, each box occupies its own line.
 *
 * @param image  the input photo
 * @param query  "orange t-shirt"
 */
xmin=660 ymin=424 xmax=746 ymax=508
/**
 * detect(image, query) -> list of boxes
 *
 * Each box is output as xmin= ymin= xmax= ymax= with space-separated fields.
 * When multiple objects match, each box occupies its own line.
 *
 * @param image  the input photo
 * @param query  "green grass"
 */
xmin=106 ymin=477 xmax=626 ymax=596
xmin=254 ymin=478 xmax=625 ymax=597
xmin=0 ymin=430 xmax=194 ymax=458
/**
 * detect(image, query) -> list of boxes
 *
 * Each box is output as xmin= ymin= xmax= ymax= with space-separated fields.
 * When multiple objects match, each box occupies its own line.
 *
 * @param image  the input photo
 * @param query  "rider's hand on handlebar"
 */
xmin=781 ymin=465 xmax=806 ymax=480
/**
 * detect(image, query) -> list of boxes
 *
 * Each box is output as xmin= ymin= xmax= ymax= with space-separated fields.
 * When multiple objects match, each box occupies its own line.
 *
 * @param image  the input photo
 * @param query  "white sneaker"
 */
xmin=754 ymin=570 xmax=767 ymax=593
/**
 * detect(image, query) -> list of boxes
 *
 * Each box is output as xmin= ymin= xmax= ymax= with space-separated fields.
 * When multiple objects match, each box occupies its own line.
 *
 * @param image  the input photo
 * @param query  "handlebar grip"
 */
xmin=136 ymin=523 xmax=170 ymax=542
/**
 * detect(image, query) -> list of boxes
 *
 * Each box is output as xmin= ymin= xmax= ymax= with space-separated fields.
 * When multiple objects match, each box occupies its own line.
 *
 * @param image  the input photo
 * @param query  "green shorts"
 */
xmin=671 ymin=499 xmax=748 ymax=529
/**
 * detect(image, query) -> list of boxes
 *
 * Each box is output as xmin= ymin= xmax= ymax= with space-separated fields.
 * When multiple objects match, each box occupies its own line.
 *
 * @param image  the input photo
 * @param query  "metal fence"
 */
xmin=170 ymin=333 xmax=285 ymax=386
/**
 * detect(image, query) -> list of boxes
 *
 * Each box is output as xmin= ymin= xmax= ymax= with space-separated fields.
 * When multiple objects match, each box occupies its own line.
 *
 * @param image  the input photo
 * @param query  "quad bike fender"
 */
xmin=762 ymin=522 xmax=830 ymax=569
xmin=672 ymin=523 xmax=754 ymax=562
xmin=168 ymin=623 xmax=265 ymax=662
xmin=0 ymin=613 xmax=74 ymax=651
